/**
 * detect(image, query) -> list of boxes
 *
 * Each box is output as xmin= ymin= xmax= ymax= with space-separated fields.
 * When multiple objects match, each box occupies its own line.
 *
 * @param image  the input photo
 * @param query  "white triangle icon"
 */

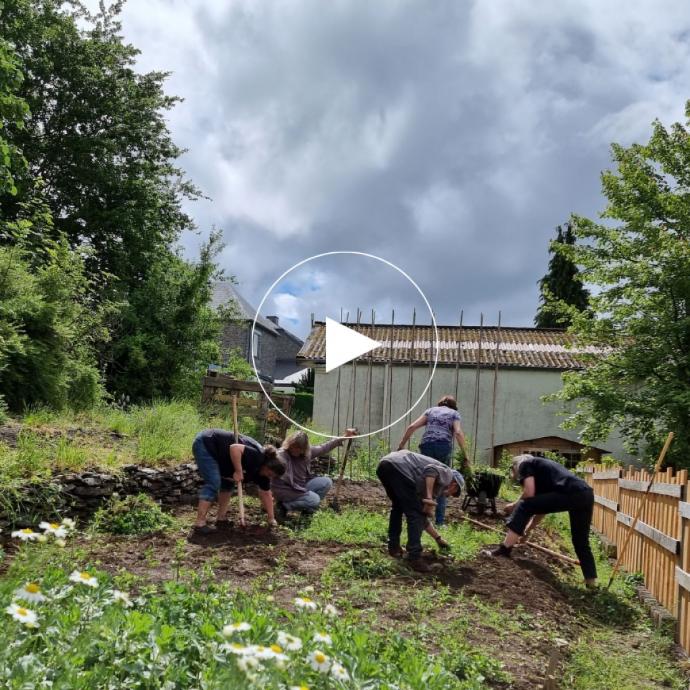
xmin=325 ymin=317 xmax=381 ymax=373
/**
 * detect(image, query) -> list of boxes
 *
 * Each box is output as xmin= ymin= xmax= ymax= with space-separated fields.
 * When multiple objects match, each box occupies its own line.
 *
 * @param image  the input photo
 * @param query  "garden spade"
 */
xmin=232 ymin=394 xmax=246 ymax=528
xmin=330 ymin=434 xmax=356 ymax=513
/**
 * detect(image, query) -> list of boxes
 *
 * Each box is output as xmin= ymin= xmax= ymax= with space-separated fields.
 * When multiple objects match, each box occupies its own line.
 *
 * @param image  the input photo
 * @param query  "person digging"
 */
xmin=488 ymin=454 xmax=597 ymax=588
xmin=192 ymin=429 xmax=286 ymax=535
xmin=376 ymin=450 xmax=465 ymax=573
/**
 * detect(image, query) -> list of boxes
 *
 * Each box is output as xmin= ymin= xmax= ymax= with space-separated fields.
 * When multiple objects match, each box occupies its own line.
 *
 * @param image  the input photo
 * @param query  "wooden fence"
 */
xmin=582 ymin=464 xmax=690 ymax=653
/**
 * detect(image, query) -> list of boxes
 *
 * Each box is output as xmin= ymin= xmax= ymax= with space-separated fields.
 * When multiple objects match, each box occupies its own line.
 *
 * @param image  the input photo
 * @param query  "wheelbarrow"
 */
xmin=462 ymin=470 xmax=504 ymax=515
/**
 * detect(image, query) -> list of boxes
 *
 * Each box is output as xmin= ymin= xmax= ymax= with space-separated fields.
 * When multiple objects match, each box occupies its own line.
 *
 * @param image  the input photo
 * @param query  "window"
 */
xmin=252 ymin=331 xmax=261 ymax=359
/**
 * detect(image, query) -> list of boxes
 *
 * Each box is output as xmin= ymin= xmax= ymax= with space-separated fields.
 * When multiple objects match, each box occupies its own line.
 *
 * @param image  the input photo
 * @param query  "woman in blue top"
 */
xmin=397 ymin=395 xmax=469 ymax=526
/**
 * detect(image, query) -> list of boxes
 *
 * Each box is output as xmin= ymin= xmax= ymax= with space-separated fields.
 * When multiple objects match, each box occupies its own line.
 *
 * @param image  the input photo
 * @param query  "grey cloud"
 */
xmin=93 ymin=0 xmax=690 ymax=330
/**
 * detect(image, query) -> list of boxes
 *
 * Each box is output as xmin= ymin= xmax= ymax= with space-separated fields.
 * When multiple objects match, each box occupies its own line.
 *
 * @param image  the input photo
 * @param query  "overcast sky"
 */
xmin=92 ymin=0 xmax=690 ymax=336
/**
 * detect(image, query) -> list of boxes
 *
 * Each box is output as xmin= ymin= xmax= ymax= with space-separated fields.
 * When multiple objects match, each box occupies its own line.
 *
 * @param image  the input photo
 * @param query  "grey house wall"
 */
xmin=311 ymin=363 xmax=635 ymax=465
xmin=219 ymin=322 xmax=278 ymax=381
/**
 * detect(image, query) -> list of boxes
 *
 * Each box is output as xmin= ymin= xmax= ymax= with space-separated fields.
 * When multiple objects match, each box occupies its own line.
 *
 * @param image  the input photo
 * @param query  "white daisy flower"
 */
xmin=313 ymin=631 xmax=332 ymax=646
xmin=277 ymin=631 xmax=302 ymax=651
xmin=268 ymin=644 xmax=289 ymax=663
xmin=222 ymin=621 xmax=251 ymax=636
xmin=331 ymin=662 xmax=350 ymax=681
xmin=290 ymin=686 xmax=310 ymax=690
xmin=39 ymin=522 xmax=67 ymax=539
xmin=308 ymin=649 xmax=331 ymax=673
xmin=294 ymin=596 xmax=317 ymax=610
xmin=6 ymin=603 xmax=39 ymax=627
xmin=14 ymin=583 xmax=47 ymax=604
xmin=323 ymin=604 xmax=339 ymax=617
xmin=222 ymin=642 xmax=252 ymax=655
xmin=11 ymin=528 xmax=40 ymax=542
xmin=110 ymin=590 xmax=133 ymax=607
xmin=69 ymin=570 xmax=98 ymax=587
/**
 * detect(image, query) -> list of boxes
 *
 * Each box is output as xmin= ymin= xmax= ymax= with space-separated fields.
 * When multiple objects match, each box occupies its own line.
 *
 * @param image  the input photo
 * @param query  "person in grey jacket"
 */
xmin=377 ymin=451 xmax=464 ymax=572
xmin=272 ymin=428 xmax=356 ymax=516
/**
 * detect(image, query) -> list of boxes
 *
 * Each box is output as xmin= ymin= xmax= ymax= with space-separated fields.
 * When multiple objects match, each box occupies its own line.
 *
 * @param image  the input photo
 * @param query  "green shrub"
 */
xmin=92 ymin=494 xmax=174 ymax=535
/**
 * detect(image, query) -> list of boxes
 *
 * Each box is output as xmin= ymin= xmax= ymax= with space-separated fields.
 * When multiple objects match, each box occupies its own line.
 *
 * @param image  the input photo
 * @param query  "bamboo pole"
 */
xmin=386 ymin=309 xmax=395 ymax=451
xmin=459 ymin=514 xmax=579 ymax=566
xmin=489 ymin=312 xmax=502 ymax=466
xmin=232 ymin=394 xmax=245 ymax=527
xmin=607 ymin=432 xmax=675 ymax=589
xmin=472 ymin=314 xmax=484 ymax=463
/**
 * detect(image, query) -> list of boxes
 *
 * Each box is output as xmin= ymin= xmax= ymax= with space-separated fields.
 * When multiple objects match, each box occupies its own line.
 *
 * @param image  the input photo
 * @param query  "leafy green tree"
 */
xmin=0 ymin=1 xmax=223 ymax=401
xmin=553 ymin=104 xmax=690 ymax=467
xmin=535 ymin=224 xmax=590 ymax=328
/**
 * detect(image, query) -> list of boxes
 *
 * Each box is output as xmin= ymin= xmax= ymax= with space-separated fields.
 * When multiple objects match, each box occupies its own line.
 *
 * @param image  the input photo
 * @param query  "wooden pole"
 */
xmin=232 ymin=394 xmax=246 ymax=527
xmin=458 ymin=514 xmax=580 ymax=566
xmin=472 ymin=314 xmax=484 ymax=463
xmin=386 ymin=310 xmax=395 ymax=451
xmin=607 ymin=432 xmax=675 ymax=589
xmin=490 ymin=312 xmax=502 ymax=466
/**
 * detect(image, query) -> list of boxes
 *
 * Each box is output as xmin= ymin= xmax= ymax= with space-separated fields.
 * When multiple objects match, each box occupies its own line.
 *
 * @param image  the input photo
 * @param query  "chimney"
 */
xmin=267 ymin=315 xmax=280 ymax=325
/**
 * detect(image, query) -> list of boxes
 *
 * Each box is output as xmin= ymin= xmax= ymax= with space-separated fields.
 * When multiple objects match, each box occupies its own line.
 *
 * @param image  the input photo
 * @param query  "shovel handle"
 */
xmin=232 ymin=394 xmax=246 ymax=527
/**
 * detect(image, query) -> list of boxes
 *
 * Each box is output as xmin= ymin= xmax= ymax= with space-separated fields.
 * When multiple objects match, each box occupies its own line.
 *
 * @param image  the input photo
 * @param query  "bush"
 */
xmin=92 ymin=494 xmax=174 ymax=535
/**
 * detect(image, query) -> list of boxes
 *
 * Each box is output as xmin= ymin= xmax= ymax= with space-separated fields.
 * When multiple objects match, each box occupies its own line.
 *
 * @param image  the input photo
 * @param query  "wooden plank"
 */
xmin=593 ymin=469 xmax=621 ymax=480
xmin=616 ymin=512 xmax=680 ymax=554
xmin=202 ymin=376 xmax=270 ymax=394
xmin=581 ymin=466 xmax=595 ymax=474
xmin=677 ymin=567 xmax=690 ymax=594
xmin=594 ymin=495 xmax=619 ymax=512
xmin=679 ymin=501 xmax=690 ymax=520
xmin=618 ymin=478 xmax=682 ymax=498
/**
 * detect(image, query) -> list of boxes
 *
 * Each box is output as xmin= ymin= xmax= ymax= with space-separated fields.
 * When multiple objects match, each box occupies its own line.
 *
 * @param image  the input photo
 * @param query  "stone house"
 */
xmin=211 ymin=282 xmax=303 ymax=383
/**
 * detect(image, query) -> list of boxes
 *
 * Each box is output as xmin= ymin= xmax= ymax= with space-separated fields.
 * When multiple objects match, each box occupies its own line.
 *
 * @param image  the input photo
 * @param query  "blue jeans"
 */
xmin=283 ymin=477 xmax=333 ymax=512
xmin=419 ymin=440 xmax=452 ymax=526
xmin=193 ymin=434 xmax=232 ymax=502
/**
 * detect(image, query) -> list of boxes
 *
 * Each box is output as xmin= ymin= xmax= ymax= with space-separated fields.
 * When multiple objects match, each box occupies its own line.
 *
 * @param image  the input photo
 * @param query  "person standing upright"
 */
xmin=397 ymin=395 xmax=469 ymax=526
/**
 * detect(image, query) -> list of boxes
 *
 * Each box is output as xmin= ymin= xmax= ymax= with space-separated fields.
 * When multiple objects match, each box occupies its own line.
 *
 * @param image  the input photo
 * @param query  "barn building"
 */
xmin=296 ymin=321 xmax=634 ymax=466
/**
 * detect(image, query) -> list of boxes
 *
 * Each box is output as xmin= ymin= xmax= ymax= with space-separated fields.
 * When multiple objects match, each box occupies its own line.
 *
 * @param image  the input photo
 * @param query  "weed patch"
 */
xmin=91 ymin=494 xmax=175 ymax=535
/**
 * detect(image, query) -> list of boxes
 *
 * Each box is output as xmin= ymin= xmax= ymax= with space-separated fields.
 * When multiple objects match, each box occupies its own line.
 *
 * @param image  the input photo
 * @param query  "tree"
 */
xmin=552 ymin=103 xmax=690 ymax=468
xmin=535 ymin=224 xmax=590 ymax=328
xmin=0 ymin=1 xmax=222 ymax=401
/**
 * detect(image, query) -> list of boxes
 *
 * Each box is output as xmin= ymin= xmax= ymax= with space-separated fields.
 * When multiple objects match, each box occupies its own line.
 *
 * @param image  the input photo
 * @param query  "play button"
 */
xmin=325 ymin=317 xmax=382 ymax=373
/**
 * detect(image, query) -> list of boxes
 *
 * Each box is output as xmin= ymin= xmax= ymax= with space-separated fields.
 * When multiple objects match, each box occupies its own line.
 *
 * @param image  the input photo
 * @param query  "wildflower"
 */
xmin=313 ymin=631 xmax=332 ymax=646
xmin=222 ymin=642 xmax=252 ymax=655
xmin=308 ymin=649 xmax=331 ymax=673
xmin=14 ymin=583 xmax=47 ymax=604
xmin=110 ymin=590 xmax=133 ymax=607
xmin=323 ymin=604 xmax=339 ymax=617
xmin=222 ymin=621 xmax=251 ymax=636
xmin=290 ymin=686 xmax=310 ymax=690
xmin=39 ymin=522 xmax=68 ymax=539
xmin=277 ymin=631 xmax=302 ymax=651
xmin=294 ymin=596 xmax=317 ymax=610
xmin=36 ymin=535 xmax=48 ymax=543
xmin=55 ymin=539 xmax=66 ymax=548
xmin=303 ymin=585 xmax=315 ymax=593
xmin=69 ymin=570 xmax=98 ymax=588
xmin=6 ymin=603 xmax=38 ymax=628
xmin=331 ymin=662 xmax=350 ymax=681
xmin=266 ymin=594 xmax=275 ymax=602
xmin=11 ymin=528 xmax=40 ymax=542
xmin=61 ymin=517 xmax=76 ymax=531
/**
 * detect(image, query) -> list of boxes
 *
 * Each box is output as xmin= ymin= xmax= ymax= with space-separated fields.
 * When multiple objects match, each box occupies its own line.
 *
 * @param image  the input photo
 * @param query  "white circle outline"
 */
xmin=251 ymin=251 xmax=440 ymax=439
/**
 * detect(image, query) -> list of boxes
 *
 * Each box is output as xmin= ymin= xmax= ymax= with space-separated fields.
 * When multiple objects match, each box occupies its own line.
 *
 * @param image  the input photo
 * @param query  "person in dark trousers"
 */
xmin=192 ymin=429 xmax=286 ymax=534
xmin=397 ymin=395 xmax=470 ymax=526
xmin=490 ymin=454 xmax=597 ymax=587
xmin=377 ymin=451 xmax=464 ymax=573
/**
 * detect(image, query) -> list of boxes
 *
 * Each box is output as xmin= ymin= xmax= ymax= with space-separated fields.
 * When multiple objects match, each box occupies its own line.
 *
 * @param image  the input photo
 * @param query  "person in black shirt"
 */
xmin=490 ymin=454 xmax=597 ymax=587
xmin=192 ymin=429 xmax=286 ymax=534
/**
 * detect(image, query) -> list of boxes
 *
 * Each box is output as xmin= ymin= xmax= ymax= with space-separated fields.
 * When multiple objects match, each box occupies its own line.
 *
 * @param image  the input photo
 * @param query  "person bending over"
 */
xmin=192 ymin=428 xmax=286 ymax=534
xmin=397 ymin=395 xmax=469 ymax=526
xmin=490 ymin=454 xmax=597 ymax=587
xmin=272 ymin=429 xmax=356 ymax=518
xmin=377 ymin=450 xmax=464 ymax=573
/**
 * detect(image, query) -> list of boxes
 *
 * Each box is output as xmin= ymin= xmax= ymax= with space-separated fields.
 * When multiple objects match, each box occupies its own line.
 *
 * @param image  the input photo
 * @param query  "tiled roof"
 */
xmin=297 ymin=322 xmax=604 ymax=370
